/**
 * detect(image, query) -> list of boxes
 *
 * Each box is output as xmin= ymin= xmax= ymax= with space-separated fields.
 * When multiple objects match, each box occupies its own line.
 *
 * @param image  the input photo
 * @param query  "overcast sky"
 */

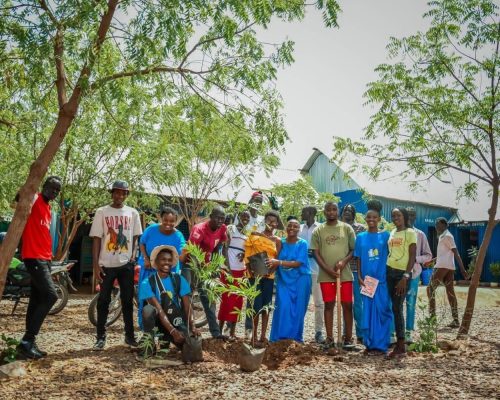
xmin=239 ymin=0 xmax=498 ymax=221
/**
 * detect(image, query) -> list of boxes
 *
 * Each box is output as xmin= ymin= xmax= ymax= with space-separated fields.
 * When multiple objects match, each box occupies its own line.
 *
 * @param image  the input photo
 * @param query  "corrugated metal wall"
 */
xmin=335 ymin=189 xmax=455 ymax=232
xmin=449 ymin=222 xmax=500 ymax=282
xmin=306 ymin=154 xmax=360 ymax=194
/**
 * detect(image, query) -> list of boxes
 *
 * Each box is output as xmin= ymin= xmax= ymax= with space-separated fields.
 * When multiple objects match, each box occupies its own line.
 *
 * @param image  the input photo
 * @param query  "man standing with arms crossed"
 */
xmin=299 ymin=206 xmax=324 ymax=343
xmin=16 ymin=176 xmax=62 ymax=359
xmin=90 ymin=181 xmax=142 ymax=350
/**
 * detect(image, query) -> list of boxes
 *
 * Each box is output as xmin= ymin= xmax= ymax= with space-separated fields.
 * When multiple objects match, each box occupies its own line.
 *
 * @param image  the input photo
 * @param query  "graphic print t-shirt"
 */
xmin=21 ymin=193 xmax=52 ymax=260
xmin=89 ymin=205 xmax=143 ymax=268
xmin=387 ymin=228 xmax=417 ymax=271
xmin=310 ymin=221 xmax=356 ymax=283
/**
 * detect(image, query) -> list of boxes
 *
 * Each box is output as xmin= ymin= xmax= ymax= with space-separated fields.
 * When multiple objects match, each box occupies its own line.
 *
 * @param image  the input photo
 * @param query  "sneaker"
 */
xmin=321 ymin=337 xmax=335 ymax=351
xmin=343 ymin=338 xmax=356 ymax=350
xmin=245 ymin=329 xmax=252 ymax=341
xmin=405 ymin=331 xmax=414 ymax=344
xmin=17 ymin=340 xmax=43 ymax=360
xmin=32 ymin=341 xmax=47 ymax=357
xmin=93 ymin=337 xmax=106 ymax=351
xmin=125 ymin=335 xmax=139 ymax=348
xmin=314 ymin=331 xmax=325 ymax=344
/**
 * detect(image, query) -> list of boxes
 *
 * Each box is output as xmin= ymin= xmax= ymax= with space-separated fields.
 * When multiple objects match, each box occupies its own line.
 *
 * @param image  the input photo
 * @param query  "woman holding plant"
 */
xmin=268 ymin=218 xmax=311 ymax=343
xmin=218 ymin=211 xmax=251 ymax=339
xmin=354 ymin=200 xmax=392 ymax=354
xmin=244 ymin=210 xmax=282 ymax=346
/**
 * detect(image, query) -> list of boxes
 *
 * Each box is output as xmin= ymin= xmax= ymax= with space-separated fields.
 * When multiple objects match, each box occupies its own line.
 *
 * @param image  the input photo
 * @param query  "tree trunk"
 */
xmin=458 ymin=184 xmax=499 ymax=337
xmin=0 ymin=0 xmax=118 ymax=296
xmin=0 ymin=106 xmax=78 ymax=295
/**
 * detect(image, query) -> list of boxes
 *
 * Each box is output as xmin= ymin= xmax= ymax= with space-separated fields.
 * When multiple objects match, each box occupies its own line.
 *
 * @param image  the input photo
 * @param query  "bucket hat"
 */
xmin=149 ymin=245 xmax=179 ymax=269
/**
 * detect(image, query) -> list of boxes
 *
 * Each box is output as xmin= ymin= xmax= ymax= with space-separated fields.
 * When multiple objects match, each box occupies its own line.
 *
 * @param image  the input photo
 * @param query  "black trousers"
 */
xmin=96 ymin=263 xmax=135 ymax=338
xmin=142 ymin=304 xmax=187 ymax=348
xmin=387 ymin=266 xmax=408 ymax=340
xmin=23 ymin=259 xmax=58 ymax=342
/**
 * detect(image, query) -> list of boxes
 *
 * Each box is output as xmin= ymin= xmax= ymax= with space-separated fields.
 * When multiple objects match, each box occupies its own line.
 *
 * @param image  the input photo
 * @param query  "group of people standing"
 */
xmin=9 ymin=178 xmax=469 ymax=360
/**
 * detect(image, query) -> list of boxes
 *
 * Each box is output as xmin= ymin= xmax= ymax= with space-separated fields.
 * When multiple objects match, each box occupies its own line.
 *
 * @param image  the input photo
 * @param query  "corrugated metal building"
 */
xmin=448 ymin=222 xmax=500 ymax=283
xmin=299 ymin=149 xmax=499 ymax=282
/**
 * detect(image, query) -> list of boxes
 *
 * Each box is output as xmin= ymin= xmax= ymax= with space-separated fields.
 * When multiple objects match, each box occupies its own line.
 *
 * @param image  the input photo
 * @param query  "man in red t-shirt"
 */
xmin=17 ymin=176 xmax=62 ymax=360
xmin=183 ymin=206 xmax=227 ymax=339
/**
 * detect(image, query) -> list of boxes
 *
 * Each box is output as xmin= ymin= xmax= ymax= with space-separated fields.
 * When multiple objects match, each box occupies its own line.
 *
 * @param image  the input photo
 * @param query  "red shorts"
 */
xmin=320 ymin=281 xmax=353 ymax=303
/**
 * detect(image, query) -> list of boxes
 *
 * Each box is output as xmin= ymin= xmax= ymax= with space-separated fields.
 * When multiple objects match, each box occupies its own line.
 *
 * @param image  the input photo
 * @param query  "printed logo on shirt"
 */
xmin=368 ymin=248 xmax=379 ymax=259
xmin=325 ymin=235 xmax=341 ymax=245
xmin=104 ymin=215 xmax=131 ymax=254
xmin=389 ymin=237 xmax=403 ymax=247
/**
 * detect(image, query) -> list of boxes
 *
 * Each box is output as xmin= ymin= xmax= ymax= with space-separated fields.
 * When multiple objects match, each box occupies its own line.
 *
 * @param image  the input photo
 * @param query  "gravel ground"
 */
xmin=0 ymin=286 xmax=498 ymax=400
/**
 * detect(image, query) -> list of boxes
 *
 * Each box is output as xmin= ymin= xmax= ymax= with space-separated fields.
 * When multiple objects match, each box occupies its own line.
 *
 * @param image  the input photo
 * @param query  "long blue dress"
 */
xmin=270 ymin=238 xmax=311 ymax=343
xmin=137 ymin=225 xmax=186 ymax=329
xmin=354 ymin=231 xmax=392 ymax=352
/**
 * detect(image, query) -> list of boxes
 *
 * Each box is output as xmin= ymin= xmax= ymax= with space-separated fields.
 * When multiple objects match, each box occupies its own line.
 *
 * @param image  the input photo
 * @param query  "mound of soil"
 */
xmin=263 ymin=340 xmax=321 ymax=370
xmin=201 ymin=338 xmax=322 ymax=370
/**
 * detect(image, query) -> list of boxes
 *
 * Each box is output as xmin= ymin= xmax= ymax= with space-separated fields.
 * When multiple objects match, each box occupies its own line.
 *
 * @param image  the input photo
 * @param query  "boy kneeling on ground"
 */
xmin=139 ymin=245 xmax=200 ymax=358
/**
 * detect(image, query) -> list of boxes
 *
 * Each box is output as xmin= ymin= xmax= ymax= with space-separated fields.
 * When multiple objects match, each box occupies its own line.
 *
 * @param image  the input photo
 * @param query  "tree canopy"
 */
xmin=332 ymin=0 xmax=499 ymax=335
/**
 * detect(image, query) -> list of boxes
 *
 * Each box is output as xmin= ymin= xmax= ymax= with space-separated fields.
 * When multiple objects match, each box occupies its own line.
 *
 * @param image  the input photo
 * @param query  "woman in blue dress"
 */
xmin=137 ymin=207 xmax=186 ymax=328
xmin=354 ymin=200 xmax=392 ymax=354
xmin=267 ymin=218 xmax=311 ymax=343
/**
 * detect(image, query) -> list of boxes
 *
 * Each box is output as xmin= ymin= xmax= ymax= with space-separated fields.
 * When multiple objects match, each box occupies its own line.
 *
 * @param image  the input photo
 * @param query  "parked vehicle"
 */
xmin=2 ymin=260 xmax=76 ymax=315
xmin=87 ymin=265 xmax=208 ymax=328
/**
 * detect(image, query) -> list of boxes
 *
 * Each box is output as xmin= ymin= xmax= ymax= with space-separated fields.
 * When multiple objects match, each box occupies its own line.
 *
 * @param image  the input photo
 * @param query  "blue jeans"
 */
xmin=352 ymin=274 xmax=363 ymax=339
xmin=405 ymin=276 xmax=420 ymax=331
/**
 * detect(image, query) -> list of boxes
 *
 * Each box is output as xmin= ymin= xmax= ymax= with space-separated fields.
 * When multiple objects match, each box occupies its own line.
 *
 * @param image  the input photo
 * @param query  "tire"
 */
xmin=48 ymin=283 xmax=68 ymax=315
xmin=87 ymin=288 xmax=123 ymax=327
xmin=192 ymin=291 xmax=208 ymax=328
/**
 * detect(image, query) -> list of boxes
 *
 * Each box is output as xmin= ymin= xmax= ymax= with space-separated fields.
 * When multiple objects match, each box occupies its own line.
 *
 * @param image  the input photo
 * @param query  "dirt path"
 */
xmin=0 ymin=289 xmax=498 ymax=399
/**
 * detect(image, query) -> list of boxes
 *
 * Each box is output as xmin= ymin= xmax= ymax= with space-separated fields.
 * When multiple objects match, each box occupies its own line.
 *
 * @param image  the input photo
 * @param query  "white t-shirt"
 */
xmin=89 ymin=205 xmax=143 ymax=268
xmin=435 ymin=229 xmax=457 ymax=270
xmin=226 ymin=225 xmax=247 ymax=271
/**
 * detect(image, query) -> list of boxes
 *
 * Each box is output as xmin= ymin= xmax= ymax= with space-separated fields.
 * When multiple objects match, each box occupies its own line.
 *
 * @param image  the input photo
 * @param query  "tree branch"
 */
xmin=179 ymin=22 xmax=256 ymax=68
xmin=38 ymin=0 xmax=59 ymax=26
xmin=54 ymin=28 xmax=68 ymax=107
xmin=89 ymin=66 xmax=213 ymax=91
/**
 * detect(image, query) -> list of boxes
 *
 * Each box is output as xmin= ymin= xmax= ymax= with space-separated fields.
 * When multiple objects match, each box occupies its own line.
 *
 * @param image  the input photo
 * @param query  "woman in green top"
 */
xmin=386 ymin=208 xmax=416 ymax=358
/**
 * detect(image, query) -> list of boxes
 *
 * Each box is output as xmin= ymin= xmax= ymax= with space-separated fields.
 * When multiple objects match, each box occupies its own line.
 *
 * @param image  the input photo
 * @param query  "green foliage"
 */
xmin=0 ymin=0 xmax=341 ymax=251
xmin=408 ymin=301 xmax=439 ymax=353
xmin=489 ymin=262 xmax=500 ymax=280
xmin=331 ymin=0 xmax=499 ymax=201
xmin=269 ymin=176 xmax=339 ymax=219
xmin=467 ymin=246 xmax=479 ymax=275
xmin=184 ymin=242 xmax=227 ymax=305
xmin=0 ymin=334 xmax=19 ymax=364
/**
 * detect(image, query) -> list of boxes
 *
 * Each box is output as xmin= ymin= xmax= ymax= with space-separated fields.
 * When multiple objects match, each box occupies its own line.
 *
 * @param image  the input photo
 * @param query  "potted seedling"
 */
xmin=185 ymin=242 xmax=267 ymax=371
xmin=489 ymin=262 xmax=500 ymax=287
xmin=221 ymin=274 xmax=267 ymax=372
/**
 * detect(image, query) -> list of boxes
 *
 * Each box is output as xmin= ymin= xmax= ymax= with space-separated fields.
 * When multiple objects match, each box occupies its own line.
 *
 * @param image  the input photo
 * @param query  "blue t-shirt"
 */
xmin=139 ymin=273 xmax=191 ymax=307
xmin=139 ymin=225 xmax=186 ymax=273
xmin=354 ymin=231 xmax=390 ymax=282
